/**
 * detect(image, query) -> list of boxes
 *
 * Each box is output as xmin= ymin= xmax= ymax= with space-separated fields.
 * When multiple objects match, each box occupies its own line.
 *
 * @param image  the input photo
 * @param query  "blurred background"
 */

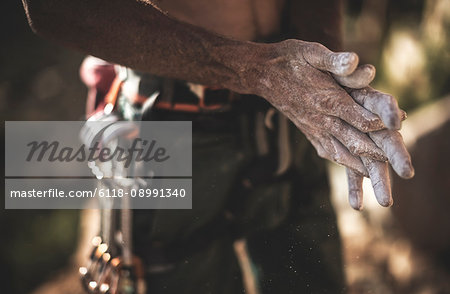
xmin=0 ymin=0 xmax=449 ymax=293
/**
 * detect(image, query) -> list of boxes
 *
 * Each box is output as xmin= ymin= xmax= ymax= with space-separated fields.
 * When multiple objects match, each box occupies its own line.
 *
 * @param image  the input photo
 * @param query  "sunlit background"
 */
xmin=332 ymin=1 xmax=450 ymax=293
xmin=1 ymin=0 xmax=449 ymax=293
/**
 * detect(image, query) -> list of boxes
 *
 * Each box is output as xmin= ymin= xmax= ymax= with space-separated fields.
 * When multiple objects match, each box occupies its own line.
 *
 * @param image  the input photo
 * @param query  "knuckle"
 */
xmin=358 ymin=121 xmax=371 ymax=133
xmin=318 ymin=96 xmax=339 ymax=112
xmin=346 ymin=139 xmax=365 ymax=155
xmin=332 ymin=152 xmax=344 ymax=164
xmin=278 ymin=39 xmax=297 ymax=50
xmin=347 ymin=144 xmax=358 ymax=155
xmin=308 ymin=41 xmax=327 ymax=52
xmin=320 ymin=113 xmax=339 ymax=127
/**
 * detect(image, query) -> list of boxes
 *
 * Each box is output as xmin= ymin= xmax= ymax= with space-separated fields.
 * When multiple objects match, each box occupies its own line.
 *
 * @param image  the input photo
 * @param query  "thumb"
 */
xmin=302 ymin=42 xmax=359 ymax=76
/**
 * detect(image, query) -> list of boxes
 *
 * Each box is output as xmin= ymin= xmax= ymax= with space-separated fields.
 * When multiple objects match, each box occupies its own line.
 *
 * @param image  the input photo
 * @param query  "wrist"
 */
xmin=212 ymin=40 xmax=281 ymax=96
xmin=240 ymin=42 xmax=281 ymax=96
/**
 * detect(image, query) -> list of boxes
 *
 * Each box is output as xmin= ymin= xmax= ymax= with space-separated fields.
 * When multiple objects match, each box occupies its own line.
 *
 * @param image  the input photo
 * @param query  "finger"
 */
xmin=298 ymin=124 xmax=368 ymax=176
xmin=333 ymin=64 xmax=376 ymax=89
xmin=369 ymin=129 xmax=415 ymax=179
xmin=315 ymin=114 xmax=387 ymax=161
xmin=330 ymin=137 xmax=368 ymax=176
xmin=346 ymin=168 xmax=364 ymax=210
xmin=348 ymin=87 xmax=402 ymax=130
xmin=302 ymin=42 xmax=359 ymax=76
xmin=323 ymin=136 xmax=369 ymax=176
xmin=361 ymin=157 xmax=392 ymax=207
xmin=310 ymin=137 xmax=368 ymax=176
xmin=318 ymin=88 xmax=385 ymax=132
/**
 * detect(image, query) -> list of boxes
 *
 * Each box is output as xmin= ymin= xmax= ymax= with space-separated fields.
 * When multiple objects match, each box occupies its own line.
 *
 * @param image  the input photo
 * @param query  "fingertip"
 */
xmin=349 ymin=196 xmax=364 ymax=211
xmin=399 ymin=164 xmax=415 ymax=179
xmin=404 ymin=169 xmax=415 ymax=179
xmin=357 ymin=64 xmax=376 ymax=84
xmin=373 ymin=183 xmax=393 ymax=207
xmin=346 ymin=168 xmax=364 ymax=210
xmin=360 ymin=64 xmax=376 ymax=87
xmin=333 ymin=64 xmax=376 ymax=89
xmin=380 ymin=198 xmax=394 ymax=207
xmin=373 ymin=182 xmax=393 ymax=207
xmin=391 ymin=154 xmax=415 ymax=179
xmin=348 ymin=185 xmax=364 ymax=210
xmin=332 ymin=52 xmax=359 ymax=76
xmin=364 ymin=64 xmax=376 ymax=79
xmin=386 ymin=197 xmax=394 ymax=207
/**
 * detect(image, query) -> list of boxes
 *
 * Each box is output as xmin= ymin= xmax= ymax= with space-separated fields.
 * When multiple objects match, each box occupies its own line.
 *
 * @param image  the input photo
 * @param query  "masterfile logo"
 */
xmin=5 ymin=121 xmax=191 ymax=177
xmin=4 ymin=121 xmax=193 ymax=209
xmin=25 ymin=138 xmax=171 ymax=168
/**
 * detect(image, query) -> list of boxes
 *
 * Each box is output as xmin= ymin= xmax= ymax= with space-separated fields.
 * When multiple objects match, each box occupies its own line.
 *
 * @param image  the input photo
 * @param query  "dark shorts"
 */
xmin=131 ymin=98 xmax=345 ymax=293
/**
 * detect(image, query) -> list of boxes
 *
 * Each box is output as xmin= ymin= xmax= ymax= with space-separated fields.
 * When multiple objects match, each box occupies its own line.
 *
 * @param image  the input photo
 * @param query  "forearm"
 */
xmin=22 ymin=0 xmax=272 ymax=93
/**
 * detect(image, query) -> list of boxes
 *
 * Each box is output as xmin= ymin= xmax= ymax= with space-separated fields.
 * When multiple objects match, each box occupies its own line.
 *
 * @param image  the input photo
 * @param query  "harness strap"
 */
xmin=104 ymin=77 xmax=124 ymax=113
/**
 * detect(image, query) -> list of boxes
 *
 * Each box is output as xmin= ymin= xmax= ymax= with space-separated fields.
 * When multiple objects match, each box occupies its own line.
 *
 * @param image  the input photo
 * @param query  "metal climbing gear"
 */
xmin=79 ymin=100 xmax=146 ymax=294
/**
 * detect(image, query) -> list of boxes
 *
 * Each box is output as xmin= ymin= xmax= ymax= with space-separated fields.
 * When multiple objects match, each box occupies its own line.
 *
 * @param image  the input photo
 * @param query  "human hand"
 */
xmin=255 ymin=40 xmax=387 ymax=169
xmin=343 ymin=87 xmax=414 ymax=210
xmin=253 ymin=39 xmax=386 ymax=171
xmin=250 ymin=39 xmax=413 ymax=209
xmin=325 ymin=61 xmax=414 ymax=209
xmin=317 ymin=60 xmax=414 ymax=209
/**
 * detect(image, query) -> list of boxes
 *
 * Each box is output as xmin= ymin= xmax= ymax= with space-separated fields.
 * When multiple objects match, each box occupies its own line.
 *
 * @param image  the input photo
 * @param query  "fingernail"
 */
xmin=400 ymin=110 xmax=407 ymax=121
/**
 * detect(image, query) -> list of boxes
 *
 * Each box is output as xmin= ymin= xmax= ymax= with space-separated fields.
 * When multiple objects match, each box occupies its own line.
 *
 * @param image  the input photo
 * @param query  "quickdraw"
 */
xmin=78 ymin=93 xmax=146 ymax=294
